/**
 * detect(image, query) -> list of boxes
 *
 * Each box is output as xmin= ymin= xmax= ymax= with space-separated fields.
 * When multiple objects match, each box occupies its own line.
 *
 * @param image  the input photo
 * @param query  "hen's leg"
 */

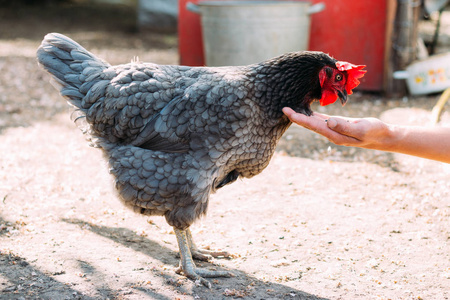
xmin=186 ymin=228 xmax=231 ymax=261
xmin=174 ymin=228 xmax=232 ymax=288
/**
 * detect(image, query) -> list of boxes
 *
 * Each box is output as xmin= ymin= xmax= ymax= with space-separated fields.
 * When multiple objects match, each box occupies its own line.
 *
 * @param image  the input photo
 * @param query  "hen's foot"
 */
xmin=175 ymin=262 xmax=232 ymax=288
xmin=186 ymin=229 xmax=233 ymax=261
xmin=174 ymin=228 xmax=233 ymax=288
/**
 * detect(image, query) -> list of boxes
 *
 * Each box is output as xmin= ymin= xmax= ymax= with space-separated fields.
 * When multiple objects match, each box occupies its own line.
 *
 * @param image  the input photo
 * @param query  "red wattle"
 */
xmin=319 ymin=90 xmax=338 ymax=106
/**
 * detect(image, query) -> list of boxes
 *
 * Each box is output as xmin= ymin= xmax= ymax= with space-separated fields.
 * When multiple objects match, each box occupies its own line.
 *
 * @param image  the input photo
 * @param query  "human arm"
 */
xmin=282 ymin=107 xmax=450 ymax=163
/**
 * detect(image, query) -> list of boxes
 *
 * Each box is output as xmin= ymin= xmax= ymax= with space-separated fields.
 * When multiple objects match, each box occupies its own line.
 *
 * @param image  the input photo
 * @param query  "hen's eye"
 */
xmin=335 ymin=74 xmax=343 ymax=81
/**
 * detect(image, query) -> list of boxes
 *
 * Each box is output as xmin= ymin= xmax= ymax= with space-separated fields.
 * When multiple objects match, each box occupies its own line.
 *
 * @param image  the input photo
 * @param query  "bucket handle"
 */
xmin=186 ymin=2 xmax=200 ymax=14
xmin=188 ymin=2 xmax=325 ymax=15
xmin=308 ymin=2 xmax=326 ymax=15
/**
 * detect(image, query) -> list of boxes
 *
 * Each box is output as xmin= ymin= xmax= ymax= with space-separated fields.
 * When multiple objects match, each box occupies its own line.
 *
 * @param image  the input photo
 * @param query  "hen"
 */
xmin=37 ymin=33 xmax=365 ymax=287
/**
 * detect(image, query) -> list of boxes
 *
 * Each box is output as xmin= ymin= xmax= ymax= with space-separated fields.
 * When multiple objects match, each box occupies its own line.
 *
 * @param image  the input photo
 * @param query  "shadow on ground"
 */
xmin=61 ymin=218 xmax=329 ymax=300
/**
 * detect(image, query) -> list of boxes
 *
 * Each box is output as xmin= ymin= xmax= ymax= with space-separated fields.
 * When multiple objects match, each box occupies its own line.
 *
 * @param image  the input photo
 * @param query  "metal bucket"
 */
xmin=187 ymin=1 xmax=325 ymax=66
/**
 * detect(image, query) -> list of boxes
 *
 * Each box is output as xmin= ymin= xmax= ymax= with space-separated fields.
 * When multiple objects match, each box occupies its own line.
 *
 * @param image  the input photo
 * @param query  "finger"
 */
xmin=282 ymin=107 xmax=324 ymax=127
xmin=282 ymin=107 xmax=309 ymax=124
xmin=310 ymin=112 xmax=331 ymax=121
xmin=311 ymin=120 xmax=353 ymax=141
xmin=283 ymin=107 xmax=325 ymax=121
xmin=313 ymin=112 xmax=358 ymax=123
xmin=282 ymin=107 xmax=296 ymax=118
xmin=289 ymin=113 xmax=327 ymax=131
xmin=327 ymin=117 xmax=363 ymax=140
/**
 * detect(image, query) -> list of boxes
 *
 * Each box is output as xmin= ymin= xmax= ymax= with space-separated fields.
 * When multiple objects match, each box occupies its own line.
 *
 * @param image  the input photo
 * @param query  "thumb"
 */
xmin=326 ymin=118 xmax=338 ymax=129
xmin=326 ymin=117 xmax=354 ymax=136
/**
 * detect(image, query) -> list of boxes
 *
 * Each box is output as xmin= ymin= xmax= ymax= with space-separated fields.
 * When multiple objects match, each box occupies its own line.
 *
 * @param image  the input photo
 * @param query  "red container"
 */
xmin=178 ymin=0 xmax=393 ymax=91
xmin=178 ymin=0 xmax=205 ymax=66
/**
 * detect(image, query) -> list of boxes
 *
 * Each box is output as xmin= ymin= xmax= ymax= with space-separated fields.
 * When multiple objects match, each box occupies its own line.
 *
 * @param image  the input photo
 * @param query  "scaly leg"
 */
xmin=186 ymin=228 xmax=232 ymax=261
xmin=174 ymin=228 xmax=232 ymax=288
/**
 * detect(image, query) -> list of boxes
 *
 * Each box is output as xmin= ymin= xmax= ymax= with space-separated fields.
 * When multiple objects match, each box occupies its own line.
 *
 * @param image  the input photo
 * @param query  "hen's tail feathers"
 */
xmin=37 ymin=33 xmax=111 ymax=148
xmin=36 ymin=33 xmax=110 ymax=110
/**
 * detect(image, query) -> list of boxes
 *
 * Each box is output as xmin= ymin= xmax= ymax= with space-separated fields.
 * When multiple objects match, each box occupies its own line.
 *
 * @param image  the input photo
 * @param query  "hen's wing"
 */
xmin=89 ymin=65 xmax=253 ymax=154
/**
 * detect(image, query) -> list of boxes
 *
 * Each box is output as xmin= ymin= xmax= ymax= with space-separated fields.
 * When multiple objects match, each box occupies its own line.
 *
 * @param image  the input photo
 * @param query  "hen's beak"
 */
xmin=337 ymin=89 xmax=348 ymax=105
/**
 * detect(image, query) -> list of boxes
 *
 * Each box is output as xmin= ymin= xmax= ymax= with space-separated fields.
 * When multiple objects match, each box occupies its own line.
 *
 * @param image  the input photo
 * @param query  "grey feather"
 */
xmin=71 ymin=49 xmax=95 ymax=61
xmin=61 ymin=88 xmax=84 ymax=99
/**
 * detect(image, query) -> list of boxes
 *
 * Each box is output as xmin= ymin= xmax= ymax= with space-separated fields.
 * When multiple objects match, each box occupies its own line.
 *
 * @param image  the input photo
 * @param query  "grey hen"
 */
xmin=36 ymin=33 xmax=365 ymax=287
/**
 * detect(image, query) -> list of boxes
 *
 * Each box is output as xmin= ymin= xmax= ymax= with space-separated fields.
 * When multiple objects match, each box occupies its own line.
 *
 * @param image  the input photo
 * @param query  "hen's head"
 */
xmin=255 ymin=51 xmax=366 ymax=118
xmin=318 ymin=60 xmax=366 ymax=106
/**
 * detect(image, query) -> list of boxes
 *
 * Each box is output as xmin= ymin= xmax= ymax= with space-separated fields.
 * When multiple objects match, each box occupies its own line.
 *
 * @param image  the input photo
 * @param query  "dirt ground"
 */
xmin=0 ymin=2 xmax=449 ymax=300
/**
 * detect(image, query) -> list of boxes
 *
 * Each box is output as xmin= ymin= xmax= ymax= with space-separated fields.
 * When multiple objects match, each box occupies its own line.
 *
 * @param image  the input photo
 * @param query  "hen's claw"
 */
xmin=191 ymin=248 xmax=231 ymax=261
xmin=186 ymin=229 xmax=232 ymax=261
xmin=174 ymin=228 xmax=232 ymax=288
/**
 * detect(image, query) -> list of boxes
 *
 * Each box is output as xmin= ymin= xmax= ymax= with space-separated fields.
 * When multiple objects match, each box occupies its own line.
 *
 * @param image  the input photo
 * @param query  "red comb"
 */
xmin=336 ymin=61 xmax=367 ymax=95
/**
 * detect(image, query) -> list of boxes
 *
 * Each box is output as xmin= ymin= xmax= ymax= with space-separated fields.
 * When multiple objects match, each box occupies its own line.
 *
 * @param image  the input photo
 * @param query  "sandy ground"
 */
xmin=0 ymin=2 xmax=449 ymax=299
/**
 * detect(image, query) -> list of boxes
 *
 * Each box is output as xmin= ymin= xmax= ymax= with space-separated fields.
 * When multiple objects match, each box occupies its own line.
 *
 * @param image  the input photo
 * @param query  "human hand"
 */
xmin=282 ymin=107 xmax=392 ymax=150
xmin=283 ymin=107 xmax=450 ymax=163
